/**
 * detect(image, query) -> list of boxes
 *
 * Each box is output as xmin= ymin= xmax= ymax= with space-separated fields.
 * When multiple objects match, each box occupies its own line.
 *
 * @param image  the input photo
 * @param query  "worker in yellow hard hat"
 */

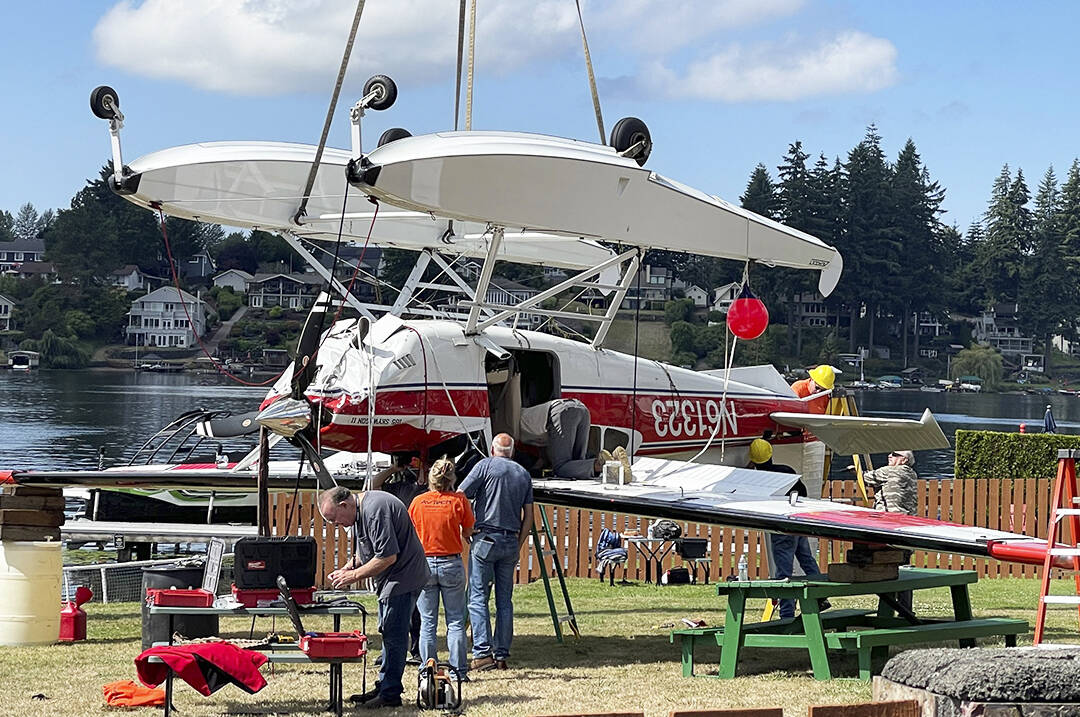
xmin=747 ymin=438 xmax=795 ymax=475
xmin=791 ymin=365 xmax=835 ymax=414
xmin=747 ymin=437 xmax=826 ymax=618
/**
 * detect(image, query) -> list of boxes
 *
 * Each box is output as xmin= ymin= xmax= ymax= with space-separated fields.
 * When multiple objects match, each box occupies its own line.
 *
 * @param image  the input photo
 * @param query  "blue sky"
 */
xmin=3 ymin=1 xmax=1078 ymax=234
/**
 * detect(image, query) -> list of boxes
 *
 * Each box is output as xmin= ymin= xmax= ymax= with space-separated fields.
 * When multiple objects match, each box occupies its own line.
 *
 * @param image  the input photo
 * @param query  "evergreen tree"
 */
xmin=13 ymin=203 xmax=40 ymax=241
xmin=952 ymin=221 xmax=987 ymax=313
xmin=844 ymin=125 xmax=898 ymax=352
xmin=977 ymin=165 xmax=1033 ymax=304
xmin=1020 ymin=166 xmax=1071 ymax=372
xmin=0 ymin=210 xmax=13 ymax=242
xmin=891 ymin=139 xmax=945 ymax=366
xmin=774 ymin=142 xmax=818 ymax=356
xmin=740 ymin=164 xmax=780 ymax=219
xmin=1057 ymin=159 xmax=1080 ymax=340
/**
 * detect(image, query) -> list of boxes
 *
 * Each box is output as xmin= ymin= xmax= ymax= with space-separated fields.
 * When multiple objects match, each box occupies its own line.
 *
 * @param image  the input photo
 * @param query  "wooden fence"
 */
xmin=272 ymin=477 xmax=1057 ymax=588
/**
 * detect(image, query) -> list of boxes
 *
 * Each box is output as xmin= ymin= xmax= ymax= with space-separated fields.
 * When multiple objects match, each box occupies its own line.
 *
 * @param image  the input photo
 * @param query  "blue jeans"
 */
xmin=771 ymin=534 xmax=822 ymax=619
xmin=468 ymin=532 xmax=520 ymax=660
xmin=376 ymin=589 xmax=420 ymax=701
xmin=417 ymin=555 xmax=468 ymax=675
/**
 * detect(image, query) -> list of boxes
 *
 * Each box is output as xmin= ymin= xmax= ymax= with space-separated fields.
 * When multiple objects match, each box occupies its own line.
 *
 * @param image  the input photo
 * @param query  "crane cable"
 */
xmin=294 ymin=0 xmax=368 ymax=225
xmin=574 ymin=0 xmax=605 ymax=144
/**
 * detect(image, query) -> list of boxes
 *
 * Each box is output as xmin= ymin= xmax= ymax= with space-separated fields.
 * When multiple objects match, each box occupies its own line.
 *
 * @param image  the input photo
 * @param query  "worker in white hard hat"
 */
xmin=791 ymin=365 xmax=835 ymax=414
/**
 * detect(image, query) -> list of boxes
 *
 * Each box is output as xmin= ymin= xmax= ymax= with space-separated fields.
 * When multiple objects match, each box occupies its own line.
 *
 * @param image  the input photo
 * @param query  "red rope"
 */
xmin=156 ymin=208 xmax=284 ymax=387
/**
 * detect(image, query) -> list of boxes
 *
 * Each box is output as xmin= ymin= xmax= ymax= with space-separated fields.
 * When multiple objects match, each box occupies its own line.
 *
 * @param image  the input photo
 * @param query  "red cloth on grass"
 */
xmin=135 ymin=643 xmax=268 ymax=696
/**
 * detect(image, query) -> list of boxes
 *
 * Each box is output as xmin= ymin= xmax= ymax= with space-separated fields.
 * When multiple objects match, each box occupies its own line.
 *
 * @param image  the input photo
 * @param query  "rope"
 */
xmin=629 ymin=249 xmax=642 ymax=463
xmin=294 ymin=0 xmax=368 ymax=224
xmin=454 ymin=0 xmax=467 ymax=130
xmin=465 ymin=0 xmax=477 ymax=130
xmin=574 ymin=0 xmax=605 ymax=144
xmin=155 ymin=209 xmax=284 ymax=387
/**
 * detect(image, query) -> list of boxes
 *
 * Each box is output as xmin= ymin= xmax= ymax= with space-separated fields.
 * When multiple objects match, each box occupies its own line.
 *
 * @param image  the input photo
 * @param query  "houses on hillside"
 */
xmin=125 ymin=287 xmax=207 ymax=348
xmin=0 ymin=293 xmax=13 ymax=331
xmin=0 ymin=239 xmax=45 ymax=274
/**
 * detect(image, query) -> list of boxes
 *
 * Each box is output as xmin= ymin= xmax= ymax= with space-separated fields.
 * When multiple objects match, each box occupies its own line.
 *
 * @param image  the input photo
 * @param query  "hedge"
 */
xmin=954 ymin=429 xmax=1080 ymax=480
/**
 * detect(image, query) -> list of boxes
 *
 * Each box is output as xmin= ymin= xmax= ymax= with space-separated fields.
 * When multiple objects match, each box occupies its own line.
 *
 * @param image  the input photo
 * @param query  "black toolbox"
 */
xmin=233 ymin=536 xmax=317 ymax=589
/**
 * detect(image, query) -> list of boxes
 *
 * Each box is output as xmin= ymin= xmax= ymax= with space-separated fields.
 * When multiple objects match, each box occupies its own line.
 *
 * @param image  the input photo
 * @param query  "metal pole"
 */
xmin=257 ymin=427 xmax=271 ymax=537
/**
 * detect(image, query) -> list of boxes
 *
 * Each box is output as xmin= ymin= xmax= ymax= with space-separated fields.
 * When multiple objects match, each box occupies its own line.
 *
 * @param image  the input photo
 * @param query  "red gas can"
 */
xmin=59 ymin=586 xmax=93 ymax=642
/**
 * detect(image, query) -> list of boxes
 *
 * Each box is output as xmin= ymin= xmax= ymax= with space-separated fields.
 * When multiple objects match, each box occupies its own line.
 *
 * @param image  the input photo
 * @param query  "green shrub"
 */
xmin=954 ymin=429 xmax=1080 ymax=480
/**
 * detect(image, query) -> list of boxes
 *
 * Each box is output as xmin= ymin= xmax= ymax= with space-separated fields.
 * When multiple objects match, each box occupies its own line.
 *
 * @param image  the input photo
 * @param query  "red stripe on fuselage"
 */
xmin=296 ymin=385 xmax=810 ymax=456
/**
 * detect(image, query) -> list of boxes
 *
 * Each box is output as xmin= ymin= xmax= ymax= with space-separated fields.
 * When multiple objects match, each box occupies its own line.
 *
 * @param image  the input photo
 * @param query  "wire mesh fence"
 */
xmin=62 ymin=554 xmax=235 ymax=604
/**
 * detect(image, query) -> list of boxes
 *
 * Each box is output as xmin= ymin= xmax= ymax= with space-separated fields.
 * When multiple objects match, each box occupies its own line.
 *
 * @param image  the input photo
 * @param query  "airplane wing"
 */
xmin=349 ymin=131 xmax=844 ymax=295
xmin=113 ymin=141 xmax=614 ymax=271
xmin=0 ymin=459 xmax=369 ymax=492
xmin=532 ymin=457 xmax=1057 ymax=567
xmin=771 ymin=408 xmax=951 ymax=454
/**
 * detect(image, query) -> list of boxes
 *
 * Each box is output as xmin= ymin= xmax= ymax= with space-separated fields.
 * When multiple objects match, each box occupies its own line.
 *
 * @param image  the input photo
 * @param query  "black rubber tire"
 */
xmin=363 ymin=74 xmax=397 ymax=111
xmin=377 ymin=127 xmax=412 ymax=147
xmin=90 ymin=85 xmax=120 ymax=120
xmin=609 ymin=116 xmax=652 ymax=166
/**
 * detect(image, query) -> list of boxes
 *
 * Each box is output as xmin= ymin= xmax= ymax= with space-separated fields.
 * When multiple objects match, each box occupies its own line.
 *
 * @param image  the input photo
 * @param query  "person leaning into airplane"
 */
xmin=518 ymin=397 xmax=603 ymax=478
xmin=318 ymin=485 xmax=430 ymax=709
xmin=457 ymin=433 xmax=534 ymax=671
xmin=408 ymin=457 xmax=475 ymax=682
xmin=791 ymin=365 xmax=835 ymax=414
xmin=748 ymin=438 xmax=827 ymax=619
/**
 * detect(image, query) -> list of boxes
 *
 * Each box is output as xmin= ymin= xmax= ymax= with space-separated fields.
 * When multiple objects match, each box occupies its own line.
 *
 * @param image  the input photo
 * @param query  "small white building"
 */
xmin=212 ymin=269 xmax=253 ymax=294
xmin=110 ymin=265 xmax=146 ymax=292
xmin=711 ymin=282 xmax=741 ymax=314
xmin=683 ymin=284 xmax=709 ymax=308
xmin=0 ymin=293 xmax=13 ymax=331
xmin=126 ymin=287 xmax=206 ymax=348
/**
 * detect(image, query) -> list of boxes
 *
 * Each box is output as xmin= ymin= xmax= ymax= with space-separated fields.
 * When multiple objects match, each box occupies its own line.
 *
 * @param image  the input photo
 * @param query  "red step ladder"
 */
xmin=1034 ymin=449 xmax=1080 ymax=644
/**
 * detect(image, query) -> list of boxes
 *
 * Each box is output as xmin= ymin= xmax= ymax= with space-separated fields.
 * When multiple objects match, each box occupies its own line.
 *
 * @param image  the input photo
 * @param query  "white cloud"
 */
xmin=643 ymin=31 xmax=899 ymax=102
xmin=92 ymin=0 xmax=581 ymax=96
xmin=92 ymin=1 xmax=895 ymax=103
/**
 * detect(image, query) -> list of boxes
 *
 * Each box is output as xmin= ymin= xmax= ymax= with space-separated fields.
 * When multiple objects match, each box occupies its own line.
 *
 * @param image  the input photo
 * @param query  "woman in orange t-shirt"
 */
xmin=408 ymin=457 xmax=475 ymax=679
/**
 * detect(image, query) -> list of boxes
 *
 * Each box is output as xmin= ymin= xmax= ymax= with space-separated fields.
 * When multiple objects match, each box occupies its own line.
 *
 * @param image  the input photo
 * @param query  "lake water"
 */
xmin=0 ymin=371 xmax=1072 ymax=476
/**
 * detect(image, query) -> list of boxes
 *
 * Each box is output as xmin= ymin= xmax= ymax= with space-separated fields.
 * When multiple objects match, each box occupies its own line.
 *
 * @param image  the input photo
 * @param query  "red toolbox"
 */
xmin=300 ymin=631 xmax=367 ymax=658
xmin=146 ymin=588 xmax=215 ymax=607
xmin=231 ymin=584 xmax=316 ymax=608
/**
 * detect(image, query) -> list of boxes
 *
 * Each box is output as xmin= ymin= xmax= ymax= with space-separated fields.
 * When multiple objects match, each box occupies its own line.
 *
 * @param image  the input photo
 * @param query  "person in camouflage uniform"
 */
xmin=863 ymin=450 xmax=918 ymax=515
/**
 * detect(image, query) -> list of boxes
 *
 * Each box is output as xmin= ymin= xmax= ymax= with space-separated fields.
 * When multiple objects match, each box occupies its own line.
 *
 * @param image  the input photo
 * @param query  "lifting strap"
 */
xmin=294 ymin=0 xmax=368 ymax=224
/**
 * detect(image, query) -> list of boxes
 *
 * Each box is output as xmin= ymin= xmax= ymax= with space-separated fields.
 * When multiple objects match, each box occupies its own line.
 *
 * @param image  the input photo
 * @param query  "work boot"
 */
xmin=613 ymin=446 xmax=634 ymax=483
xmin=349 ymin=685 xmax=380 ymax=703
xmin=495 ymin=659 xmax=508 ymax=670
xmin=362 ymin=695 xmax=403 ymax=709
xmin=470 ymin=655 xmax=496 ymax=671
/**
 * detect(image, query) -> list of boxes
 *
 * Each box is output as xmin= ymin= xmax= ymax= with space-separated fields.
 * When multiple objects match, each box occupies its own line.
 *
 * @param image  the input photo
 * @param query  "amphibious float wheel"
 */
xmin=609 ymin=116 xmax=652 ymax=166
xmin=90 ymin=85 xmax=120 ymax=120
xmin=377 ymin=127 xmax=412 ymax=147
xmin=363 ymin=75 xmax=397 ymax=111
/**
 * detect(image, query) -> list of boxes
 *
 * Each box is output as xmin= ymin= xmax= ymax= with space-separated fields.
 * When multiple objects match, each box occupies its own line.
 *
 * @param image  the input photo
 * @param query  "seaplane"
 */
xmin=1 ymin=76 xmax=1063 ymax=570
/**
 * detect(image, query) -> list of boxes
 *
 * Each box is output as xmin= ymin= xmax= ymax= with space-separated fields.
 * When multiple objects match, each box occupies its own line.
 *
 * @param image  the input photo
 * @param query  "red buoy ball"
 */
xmin=727 ymin=285 xmax=769 ymax=340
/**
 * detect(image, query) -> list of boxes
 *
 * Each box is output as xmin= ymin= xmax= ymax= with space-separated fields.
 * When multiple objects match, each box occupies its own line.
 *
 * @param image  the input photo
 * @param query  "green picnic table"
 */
xmin=670 ymin=567 xmax=1027 ymax=681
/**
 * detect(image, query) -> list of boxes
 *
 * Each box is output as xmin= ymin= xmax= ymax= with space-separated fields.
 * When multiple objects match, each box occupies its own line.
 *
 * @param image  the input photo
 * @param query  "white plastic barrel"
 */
xmin=0 ymin=541 xmax=61 ymax=645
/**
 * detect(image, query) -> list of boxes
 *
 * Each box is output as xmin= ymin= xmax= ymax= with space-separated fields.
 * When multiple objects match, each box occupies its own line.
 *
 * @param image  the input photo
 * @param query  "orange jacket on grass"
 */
xmin=409 ymin=490 xmax=475 ymax=556
xmin=103 ymin=680 xmax=165 ymax=707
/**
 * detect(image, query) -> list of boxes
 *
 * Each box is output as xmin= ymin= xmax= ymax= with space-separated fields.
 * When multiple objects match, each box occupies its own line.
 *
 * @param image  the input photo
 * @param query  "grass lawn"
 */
xmin=0 ymin=576 xmax=1070 ymax=716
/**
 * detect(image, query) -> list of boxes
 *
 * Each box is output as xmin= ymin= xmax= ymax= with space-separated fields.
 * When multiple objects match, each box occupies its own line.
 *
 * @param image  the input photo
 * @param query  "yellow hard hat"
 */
xmin=748 ymin=438 xmax=773 ymax=464
xmin=809 ymin=365 xmax=836 ymax=390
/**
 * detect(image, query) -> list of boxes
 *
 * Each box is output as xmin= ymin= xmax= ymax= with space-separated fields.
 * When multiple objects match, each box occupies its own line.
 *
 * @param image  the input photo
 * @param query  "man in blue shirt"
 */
xmin=319 ymin=486 xmax=429 ymax=709
xmin=458 ymin=433 xmax=534 ymax=670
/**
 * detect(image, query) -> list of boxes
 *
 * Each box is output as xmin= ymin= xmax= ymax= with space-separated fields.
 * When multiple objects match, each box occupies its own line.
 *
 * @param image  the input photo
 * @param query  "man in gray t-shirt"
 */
xmin=319 ymin=487 xmax=429 ymax=708
xmin=458 ymin=433 xmax=534 ymax=670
